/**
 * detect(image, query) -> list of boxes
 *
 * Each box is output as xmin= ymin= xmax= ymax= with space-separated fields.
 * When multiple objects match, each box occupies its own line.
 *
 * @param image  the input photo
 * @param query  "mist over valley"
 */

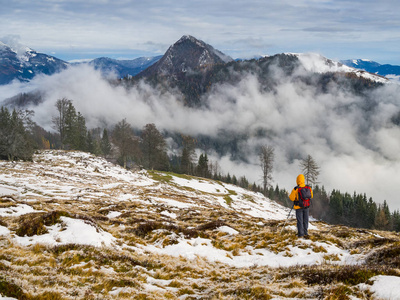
xmin=1 ymin=36 xmax=400 ymax=211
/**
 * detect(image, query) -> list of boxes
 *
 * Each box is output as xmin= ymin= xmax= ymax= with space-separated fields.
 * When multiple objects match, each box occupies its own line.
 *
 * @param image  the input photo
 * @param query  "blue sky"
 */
xmin=1 ymin=0 xmax=400 ymax=63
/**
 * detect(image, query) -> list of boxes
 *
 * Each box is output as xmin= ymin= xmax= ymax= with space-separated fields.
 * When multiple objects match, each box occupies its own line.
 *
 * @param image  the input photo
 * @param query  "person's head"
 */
xmin=296 ymin=174 xmax=305 ymax=187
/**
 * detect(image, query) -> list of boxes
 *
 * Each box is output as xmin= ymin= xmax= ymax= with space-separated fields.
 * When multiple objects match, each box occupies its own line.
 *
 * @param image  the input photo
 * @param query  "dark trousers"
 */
xmin=296 ymin=208 xmax=309 ymax=237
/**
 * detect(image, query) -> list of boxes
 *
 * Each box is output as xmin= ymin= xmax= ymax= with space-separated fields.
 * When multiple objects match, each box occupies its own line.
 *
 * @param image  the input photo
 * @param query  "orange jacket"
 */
xmin=289 ymin=174 xmax=313 ymax=209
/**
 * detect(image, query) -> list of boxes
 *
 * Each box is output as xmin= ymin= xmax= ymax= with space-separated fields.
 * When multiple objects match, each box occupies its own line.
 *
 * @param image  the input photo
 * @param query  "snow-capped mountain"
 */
xmin=137 ymin=35 xmax=234 ymax=78
xmin=0 ymin=150 xmax=399 ymax=299
xmin=0 ymin=38 xmax=163 ymax=85
xmin=294 ymin=53 xmax=388 ymax=83
xmin=0 ymin=40 xmax=68 ymax=85
xmin=341 ymin=58 xmax=400 ymax=80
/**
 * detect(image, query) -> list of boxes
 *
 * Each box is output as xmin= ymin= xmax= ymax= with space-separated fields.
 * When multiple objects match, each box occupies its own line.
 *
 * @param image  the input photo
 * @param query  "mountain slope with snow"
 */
xmin=0 ymin=151 xmax=399 ymax=299
xmin=0 ymin=41 xmax=68 ymax=85
xmin=341 ymin=58 xmax=400 ymax=81
xmin=294 ymin=53 xmax=389 ymax=83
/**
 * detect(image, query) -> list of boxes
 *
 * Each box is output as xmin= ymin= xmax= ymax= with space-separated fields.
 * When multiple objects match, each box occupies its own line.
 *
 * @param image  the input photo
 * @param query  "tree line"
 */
xmin=1 ymin=99 xmax=399 ymax=232
xmin=0 ymin=107 xmax=35 ymax=160
xmin=258 ymin=147 xmax=400 ymax=232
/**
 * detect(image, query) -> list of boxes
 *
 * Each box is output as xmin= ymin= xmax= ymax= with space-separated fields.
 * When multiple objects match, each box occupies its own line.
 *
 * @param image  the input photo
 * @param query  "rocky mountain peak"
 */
xmin=138 ymin=35 xmax=233 ymax=78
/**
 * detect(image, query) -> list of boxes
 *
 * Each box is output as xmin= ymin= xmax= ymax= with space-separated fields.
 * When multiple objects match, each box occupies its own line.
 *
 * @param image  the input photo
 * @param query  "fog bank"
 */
xmin=1 ymin=64 xmax=400 ymax=210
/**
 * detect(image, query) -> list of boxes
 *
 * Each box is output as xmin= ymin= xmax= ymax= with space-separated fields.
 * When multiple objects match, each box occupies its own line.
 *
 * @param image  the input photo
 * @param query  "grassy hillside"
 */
xmin=0 ymin=151 xmax=399 ymax=299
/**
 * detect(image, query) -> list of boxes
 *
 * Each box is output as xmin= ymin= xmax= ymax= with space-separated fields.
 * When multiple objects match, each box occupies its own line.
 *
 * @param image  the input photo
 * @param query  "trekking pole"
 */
xmin=280 ymin=204 xmax=294 ymax=234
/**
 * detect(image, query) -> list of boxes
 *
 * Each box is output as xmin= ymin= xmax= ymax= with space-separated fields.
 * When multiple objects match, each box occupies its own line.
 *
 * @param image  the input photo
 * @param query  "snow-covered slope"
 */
xmin=0 ymin=151 xmax=399 ymax=299
xmin=293 ymin=53 xmax=389 ymax=83
xmin=341 ymin=58 xmax=400 ymax=82
xmin=0 ymin=40 xmax=68 ymax=85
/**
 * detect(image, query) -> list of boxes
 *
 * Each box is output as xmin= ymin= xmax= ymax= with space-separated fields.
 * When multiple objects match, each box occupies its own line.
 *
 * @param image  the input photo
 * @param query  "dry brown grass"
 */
xmin=1 ymin=151 xmax=400 ymax=299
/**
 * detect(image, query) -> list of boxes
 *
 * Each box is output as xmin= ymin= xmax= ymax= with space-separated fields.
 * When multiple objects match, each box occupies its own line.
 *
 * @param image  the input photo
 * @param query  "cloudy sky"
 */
xmin=1 ymin=0 xmax=400 ymax=64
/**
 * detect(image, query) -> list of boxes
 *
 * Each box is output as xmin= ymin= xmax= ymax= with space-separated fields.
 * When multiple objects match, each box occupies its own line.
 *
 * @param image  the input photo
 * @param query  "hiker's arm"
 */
xmin=289 ymin=188 xmax=297 ymax=201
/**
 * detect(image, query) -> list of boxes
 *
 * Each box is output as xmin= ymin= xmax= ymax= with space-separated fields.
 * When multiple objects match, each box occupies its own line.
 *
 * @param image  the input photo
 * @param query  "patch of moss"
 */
xmin=224 ymin=195 xmax=233 ymax=205
xmin=148 ymin=171 xmax=173 ymax=183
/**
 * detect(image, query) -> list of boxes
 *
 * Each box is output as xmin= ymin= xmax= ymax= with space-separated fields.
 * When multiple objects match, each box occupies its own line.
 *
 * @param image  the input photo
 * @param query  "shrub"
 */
xmin=366 ymin=244 xmax=400 ymax=268
xmin=300 ymin=265 xmax=397 ymax=286
xmin=16 ymin=211 xmax=70 ymax=237
xmin=0 ymin=278 xmax=26 ymax=299
xmin=132 ymin=220 xmax=202 ymax=239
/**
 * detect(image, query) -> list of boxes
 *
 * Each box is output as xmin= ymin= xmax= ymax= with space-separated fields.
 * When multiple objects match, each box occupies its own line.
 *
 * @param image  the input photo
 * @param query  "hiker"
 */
xmin=289 ymin=174 xmax=313 ymax=238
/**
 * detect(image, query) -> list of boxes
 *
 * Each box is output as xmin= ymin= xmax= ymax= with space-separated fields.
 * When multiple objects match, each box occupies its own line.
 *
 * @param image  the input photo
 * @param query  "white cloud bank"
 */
xmin=1 ymin=63 xmax=400 ymax=210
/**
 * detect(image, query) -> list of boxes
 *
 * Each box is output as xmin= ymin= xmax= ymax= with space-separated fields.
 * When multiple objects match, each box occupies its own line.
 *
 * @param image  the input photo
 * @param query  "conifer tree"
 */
xmin=52 ymin=98 xmax=71 ymax=149
xmin=0 ymin=107 xmax=11 ymax=159
xmin=259 ymin=145 xmax=274 ymax=194
xmin=112 ymin=118 xmax=139 ymax=169
xmin=393 ymin=210 xmax=400 ymax=232
xmin=75 ymin=112 xmax=87 ymax=151
xmin=300 ymin=154 xmax=320 ymax=186
xmin=100 ymin=128 xmax=112 ymax=157
xmin=0 ymin=107 xmax=35 ymax=161
xmin=328 ymin=190 xmax=343 ymax=223
xmin=87 ymin=131 xmax=101 ymax=155
xmin=140 ymin=123 xmax=168 ymax=170
xmin=196 ymin=153 xmax=209 ymax=178
xmin=180 ymin=135 xmax=196 ymax=175
xmin=375 ymin=207 xmax=390 ymax=230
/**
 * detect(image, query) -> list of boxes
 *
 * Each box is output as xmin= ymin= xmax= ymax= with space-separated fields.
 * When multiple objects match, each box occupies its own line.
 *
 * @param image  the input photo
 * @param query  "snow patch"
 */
xmin=0 ymin=184 xmax=20 ymax=196
xmin=172 ymin=176 xmax=227 ymax=194
xmin=359 ymin=275 xmax=400 ymax=299
xmin=107 ymin=211 xmax=122 ymax=218
xmin=217 ymin=225 xmax=239 ymax=235
xmin=0 ymin=225 xmax=10 ymax=236
xmin=0 ymin=204 xmax=41 ymax=217
xmin=14 ymin=216 xmax=116 ymax=247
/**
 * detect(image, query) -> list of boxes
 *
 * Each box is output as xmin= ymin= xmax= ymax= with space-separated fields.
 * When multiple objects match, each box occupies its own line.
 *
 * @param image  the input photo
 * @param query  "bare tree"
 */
xmin=259 ymin=145 xmax=274 ymax=194
xmin=300 ymin=154 xmax=320 ymax=186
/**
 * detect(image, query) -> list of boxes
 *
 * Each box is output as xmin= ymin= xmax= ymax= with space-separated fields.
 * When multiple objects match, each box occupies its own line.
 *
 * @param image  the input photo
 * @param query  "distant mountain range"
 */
xmin=0 ymin=40 xmax=162 ymax=85
xmin=86 ymin=56 xmax=162 ymax=79
xmin=341 ymin=59 xmax=400 ymax=79
xmin=3 ymin=35 xmax=400 ymax=87
xmin=2 ymin=35 xmax=393 ymax=109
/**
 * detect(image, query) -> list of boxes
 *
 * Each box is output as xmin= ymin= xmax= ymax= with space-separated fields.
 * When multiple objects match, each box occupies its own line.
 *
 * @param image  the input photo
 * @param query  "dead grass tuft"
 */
xmin=16 ymin=211 xmax=70 ymax=237
xmin=292 ymin=264 xmax=398 ymax=286
xmin=0 ymin=277 xmax=25 ymax=299
xmin=366 ymin=244 xmax=400 ymax=268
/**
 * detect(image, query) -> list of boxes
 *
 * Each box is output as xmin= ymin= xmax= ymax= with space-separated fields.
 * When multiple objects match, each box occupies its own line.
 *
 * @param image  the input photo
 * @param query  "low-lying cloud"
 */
xmin=1 ymin=64 xmax=400 ymax=211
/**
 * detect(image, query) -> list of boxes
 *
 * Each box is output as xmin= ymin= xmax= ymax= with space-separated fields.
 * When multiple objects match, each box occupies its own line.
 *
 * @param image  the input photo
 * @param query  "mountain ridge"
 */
xmin=341 ymin=58 xmax=400 ymax=79
xmin=1 ymin=36 xmax=393 ymax=87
